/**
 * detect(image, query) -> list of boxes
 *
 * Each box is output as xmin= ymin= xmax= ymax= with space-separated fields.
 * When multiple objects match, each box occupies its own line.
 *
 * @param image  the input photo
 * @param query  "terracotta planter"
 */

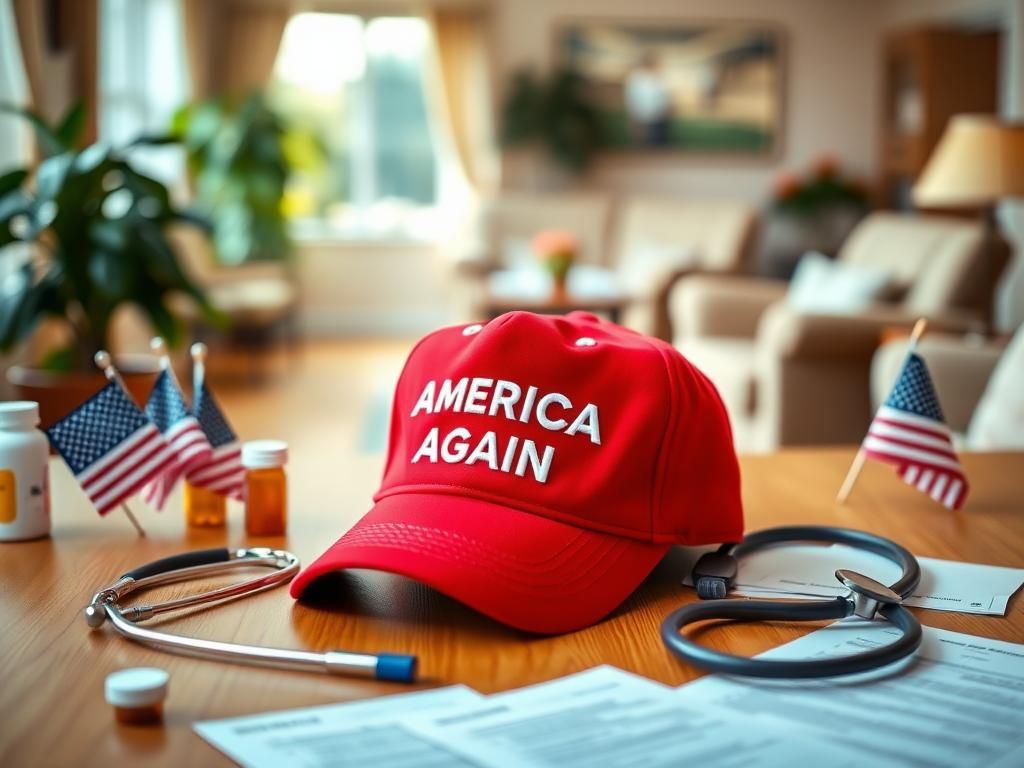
xmin=7 ymin=353 xmax=160 ymax=429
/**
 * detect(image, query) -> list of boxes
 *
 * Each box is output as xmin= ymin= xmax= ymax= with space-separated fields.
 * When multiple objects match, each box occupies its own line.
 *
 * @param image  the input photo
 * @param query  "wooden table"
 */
xmin=2 ymin=448 xmax=1022 ymax=766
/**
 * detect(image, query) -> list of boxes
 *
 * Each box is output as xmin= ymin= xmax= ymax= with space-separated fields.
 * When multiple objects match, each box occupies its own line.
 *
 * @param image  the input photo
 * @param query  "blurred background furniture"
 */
xmin=452 ymin=191 xmax=612 ymax=318
xmin=872 ymin=326 xmax=1023 ymax=450
xmin=482 ymin=266 xmax=628 ymax=322
xmin=913 ymin=115 xmax=1024 ymax=330
xmin=608 ymin=197 xmax=758 ymax=340
xmin=175 ymin=231 xmax=299 ymax=373
xmin=454 ymin=194 xmax=757 ymax=339
xmin=878 ymin=26 xmax=1000 ymax=211
xmin=670 ymin=211 xmax=994 ymax=452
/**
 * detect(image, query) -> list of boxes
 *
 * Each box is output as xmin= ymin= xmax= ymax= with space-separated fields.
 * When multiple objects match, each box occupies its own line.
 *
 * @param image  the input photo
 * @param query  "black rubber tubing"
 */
xmin=121 ymin=548 xmax=231 ymax=580
xmin=661 ymin=526 xmax=924 ymax=679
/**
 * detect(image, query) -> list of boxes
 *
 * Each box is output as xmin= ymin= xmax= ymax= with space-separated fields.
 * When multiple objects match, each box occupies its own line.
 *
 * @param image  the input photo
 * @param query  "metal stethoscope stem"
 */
xmin=84 ymin=547 xmax=417 ymax=682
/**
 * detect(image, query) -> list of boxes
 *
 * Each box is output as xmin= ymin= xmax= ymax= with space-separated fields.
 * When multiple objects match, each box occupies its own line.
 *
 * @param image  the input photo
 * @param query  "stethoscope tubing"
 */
xmin=85 ymin=547 xmax=418 ymax=682
xmin=661 ymin=526 xmax=924 ymax=679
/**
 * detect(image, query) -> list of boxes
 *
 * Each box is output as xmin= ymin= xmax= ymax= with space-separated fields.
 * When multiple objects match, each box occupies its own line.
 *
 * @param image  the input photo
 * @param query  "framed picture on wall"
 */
xmin=555 ymin=20 xmax=785 ymax=156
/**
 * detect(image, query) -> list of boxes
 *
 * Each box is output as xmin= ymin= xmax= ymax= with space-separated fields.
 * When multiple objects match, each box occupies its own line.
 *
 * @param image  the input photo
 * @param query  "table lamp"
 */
xmin=913 ymin=114 xmax=1024 ymax=329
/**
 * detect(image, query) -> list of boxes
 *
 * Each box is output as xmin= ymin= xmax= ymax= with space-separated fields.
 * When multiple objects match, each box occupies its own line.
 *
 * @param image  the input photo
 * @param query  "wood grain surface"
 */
xmin=1 ymin=344 xmax=1021 ymax=766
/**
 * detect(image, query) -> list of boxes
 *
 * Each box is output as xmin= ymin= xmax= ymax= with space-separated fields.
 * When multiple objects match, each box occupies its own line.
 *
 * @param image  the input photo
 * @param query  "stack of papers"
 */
xmin=196 ymin=622 xmax=1024 ymax=767
xmin=679 ymin=544 xmax=1024 ymax=615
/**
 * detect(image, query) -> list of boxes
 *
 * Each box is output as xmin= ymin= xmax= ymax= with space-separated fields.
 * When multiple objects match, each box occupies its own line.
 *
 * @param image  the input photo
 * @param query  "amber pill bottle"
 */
xmin=183 ymin=481 xmax=226 ymax=528
xmin=242 ymin=440 xmax=288 ymax=537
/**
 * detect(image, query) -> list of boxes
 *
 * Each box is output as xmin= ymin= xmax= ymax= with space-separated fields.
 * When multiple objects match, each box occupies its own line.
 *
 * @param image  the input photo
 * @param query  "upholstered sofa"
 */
xmin=670 ymin=212 xmax=991 ymax=451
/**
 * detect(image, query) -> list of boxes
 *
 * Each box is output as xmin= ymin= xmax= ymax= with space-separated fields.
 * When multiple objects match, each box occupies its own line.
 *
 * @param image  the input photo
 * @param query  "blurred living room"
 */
xmin=4 ymin=1 xmax=1024 ymax=764
xmin=2 ymin=0 xmax=1023 ymax=459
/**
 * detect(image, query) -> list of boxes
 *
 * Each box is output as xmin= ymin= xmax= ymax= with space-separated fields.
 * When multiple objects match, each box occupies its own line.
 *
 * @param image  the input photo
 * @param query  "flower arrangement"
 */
xmin=772 ymin=155 xmax=869 ymax=216
xmin=532 ymin=229 xmax=578 ymax=297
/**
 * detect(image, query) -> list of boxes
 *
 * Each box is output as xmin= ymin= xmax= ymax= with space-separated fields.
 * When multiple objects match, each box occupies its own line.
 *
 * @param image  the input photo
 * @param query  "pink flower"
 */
xmin=772 ymin=173 xmax=800 ymax=201
xmin=532 ymin=229 xmax=578 ymax=260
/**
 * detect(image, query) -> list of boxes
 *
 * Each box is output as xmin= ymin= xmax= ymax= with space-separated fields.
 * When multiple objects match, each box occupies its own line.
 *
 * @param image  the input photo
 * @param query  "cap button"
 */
xmin=574 ymin=337 xmax=597 ymax=347
xmin=462 ymin=324 xmax=484 ymax=336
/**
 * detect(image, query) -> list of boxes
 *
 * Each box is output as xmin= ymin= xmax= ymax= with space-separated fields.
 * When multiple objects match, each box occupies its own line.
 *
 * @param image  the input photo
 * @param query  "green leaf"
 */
xmin=138 ymin=294 xmax=180 ymax=346
xmin=34 ymin=153 xmax=75 ymax=201
xmin=87 ymin=248 xmax=135 ymax=297
xmin=38 ymin=344 xmax=77 ymax=372
xmin=55 ymin=102 xmax=86 ymax=148
xmin=127 ymin=133 xmax=179 ymax=148
xmin=0 ymin=169 xmax=28 ymax=198
xmin=0 ymin=102 xmax=67 ymax=157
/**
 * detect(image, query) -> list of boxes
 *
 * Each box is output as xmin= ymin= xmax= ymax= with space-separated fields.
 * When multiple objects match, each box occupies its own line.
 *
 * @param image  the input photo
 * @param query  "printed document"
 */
xmin=676 ymin=620 xmax=1024 ymax=767
xmin=680 ymin=543 xmax=1024 ymax=614
xmin=194 ymin=685 xmax=482 ymax=768
xmin=403 ymin=666 xmax=864 ymax=767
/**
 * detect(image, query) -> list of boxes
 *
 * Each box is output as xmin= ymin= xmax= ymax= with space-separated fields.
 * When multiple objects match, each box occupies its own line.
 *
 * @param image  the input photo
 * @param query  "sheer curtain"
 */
xmin=428 ymin=6 xmax=499 ymax=196
xmin=423 ymin=5 xmax=499 ymax=255
xmin=0 ymin=0 xmax=30 ymax=172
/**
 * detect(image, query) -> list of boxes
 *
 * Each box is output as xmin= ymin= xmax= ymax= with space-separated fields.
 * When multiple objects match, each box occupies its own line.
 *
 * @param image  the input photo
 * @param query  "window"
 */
xmin=269 ymin=13 xmax=444 ymax=240
xmin=98 ymin=0 xmax=188 ymax=185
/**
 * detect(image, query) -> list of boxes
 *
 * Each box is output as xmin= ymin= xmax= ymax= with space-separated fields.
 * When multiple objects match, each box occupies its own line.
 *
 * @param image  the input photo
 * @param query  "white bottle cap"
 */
xmin=0 ymin=401 xmax=40 ymax=429
xmin=105 ymin=667 xmax=169 ymax=708
xmin=242 ymin=440 xmax=288 ymax=469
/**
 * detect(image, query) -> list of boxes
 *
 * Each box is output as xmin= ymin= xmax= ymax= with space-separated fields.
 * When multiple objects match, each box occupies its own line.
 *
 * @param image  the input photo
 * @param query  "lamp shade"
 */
xmin=913 ymin=115 xmax=1024 ymax=207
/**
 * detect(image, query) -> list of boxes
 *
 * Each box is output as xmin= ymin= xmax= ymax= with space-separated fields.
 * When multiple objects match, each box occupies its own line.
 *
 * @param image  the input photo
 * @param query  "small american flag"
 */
xmin=140 ymin=369 xmax=213 ymax=509
xmin=862 ymin=351 xmax=968 ymax=510
xmin=186 ymin=382 xmax=244 ymax=499
xmin=46 ymin=382 xmax=176 ymax=515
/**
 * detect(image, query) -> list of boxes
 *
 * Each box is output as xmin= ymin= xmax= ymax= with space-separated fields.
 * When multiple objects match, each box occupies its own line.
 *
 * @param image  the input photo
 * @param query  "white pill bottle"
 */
xmin=0 ymin=401 xmax=51 ymax=541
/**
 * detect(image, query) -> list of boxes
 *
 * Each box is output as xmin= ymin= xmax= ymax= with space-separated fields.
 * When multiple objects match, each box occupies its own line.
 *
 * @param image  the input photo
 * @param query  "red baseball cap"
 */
xmin=291 ymin=311 xmax=743 ymax=633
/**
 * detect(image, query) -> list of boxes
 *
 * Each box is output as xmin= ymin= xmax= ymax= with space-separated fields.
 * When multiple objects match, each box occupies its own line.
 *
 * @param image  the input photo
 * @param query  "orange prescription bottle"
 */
xmin=183 ymin=481 xmax=226 ymax=528
xmin=242 ymin=440 xmax=288 ymax=537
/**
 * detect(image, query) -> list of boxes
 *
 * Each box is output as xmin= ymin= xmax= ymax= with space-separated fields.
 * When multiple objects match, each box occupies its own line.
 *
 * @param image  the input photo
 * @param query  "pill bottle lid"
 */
xmin=242 ymin=440 xmax=288 ymax=469
xmin=105 ymin=667 xmax=169 ymax=708
xmin=0 ymin=401 xmax=40 ymax=429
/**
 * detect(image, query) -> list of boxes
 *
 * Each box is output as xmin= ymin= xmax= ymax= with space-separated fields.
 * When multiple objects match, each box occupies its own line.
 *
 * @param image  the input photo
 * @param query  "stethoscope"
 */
xmin=661 ymin=526 xmax=924 ymax=678
xmin=86 ymin=528 xmax=921 ymax=683
xmin=83 ymin=547 xmax=418 ymax=683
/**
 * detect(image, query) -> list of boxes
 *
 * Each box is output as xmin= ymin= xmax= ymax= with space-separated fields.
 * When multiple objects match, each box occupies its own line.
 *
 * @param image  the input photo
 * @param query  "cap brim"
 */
xmin=290 ymin=493 xmax=669 ymax=634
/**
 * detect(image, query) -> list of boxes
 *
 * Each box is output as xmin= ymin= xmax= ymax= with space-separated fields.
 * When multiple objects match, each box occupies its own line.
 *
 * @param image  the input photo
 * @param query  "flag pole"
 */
xmin=191 ymin=342 xmax=208 ymax=397
xmin=118 ymin=501 xmax=147 ymax=537
xmin=150 ymin=337 xmax=172 ymax=373
xmin=93 ymin=350 xmax=148 ymax=537
xmin=836 ymin=318 xmax=929 ymax=504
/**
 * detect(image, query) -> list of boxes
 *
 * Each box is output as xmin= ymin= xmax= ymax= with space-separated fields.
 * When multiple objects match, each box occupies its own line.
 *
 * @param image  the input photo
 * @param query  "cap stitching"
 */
xmin=342 ymin=521 xmax=592 ymax=570
xmin=333 ymin=522 xmax=643 ymax=594
xmin=338 ymin=523 xmax=619 ymax=585
xmin=374 ymin=483 xmax=660 ymax=543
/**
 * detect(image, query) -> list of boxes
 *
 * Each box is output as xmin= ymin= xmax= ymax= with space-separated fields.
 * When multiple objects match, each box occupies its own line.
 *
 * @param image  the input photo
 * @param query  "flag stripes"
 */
xmin=861 ymin=355 xmax=968 ymax=511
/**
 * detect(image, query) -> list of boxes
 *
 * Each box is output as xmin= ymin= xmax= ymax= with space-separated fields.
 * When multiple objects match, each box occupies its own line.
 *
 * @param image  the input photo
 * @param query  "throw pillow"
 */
xmin=787 ymin=251 xmax=893 ymax=313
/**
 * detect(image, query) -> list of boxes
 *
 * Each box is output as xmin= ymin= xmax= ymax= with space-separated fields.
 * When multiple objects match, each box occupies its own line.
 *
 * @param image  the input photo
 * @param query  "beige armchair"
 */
xmin=608 ymin=197 xmax=757 ymax=340
xmin=670 ymin=212 xmax=989 ymax=452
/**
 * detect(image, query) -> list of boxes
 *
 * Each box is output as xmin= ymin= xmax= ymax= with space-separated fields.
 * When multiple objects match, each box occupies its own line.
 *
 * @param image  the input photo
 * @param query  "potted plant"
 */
xmin=760 ymin=156 xmax=871 ymax=278
xmin=164 ymin=91 xmax=311 ymax=265
xmin=1 ymin=103 xmax=216 ymax=425
xmin=500 ymin=67 xmax=604 ymax=186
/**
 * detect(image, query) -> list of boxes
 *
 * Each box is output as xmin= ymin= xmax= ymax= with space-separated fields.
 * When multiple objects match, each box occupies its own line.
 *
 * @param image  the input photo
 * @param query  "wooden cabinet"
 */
xmin=879 ymin=27 xmax=1000 ymax=210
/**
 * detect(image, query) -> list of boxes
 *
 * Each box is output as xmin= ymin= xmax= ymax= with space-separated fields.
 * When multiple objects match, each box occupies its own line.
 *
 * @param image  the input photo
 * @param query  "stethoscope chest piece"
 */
xmin=836 ymin=568 xmax=903 ymax=620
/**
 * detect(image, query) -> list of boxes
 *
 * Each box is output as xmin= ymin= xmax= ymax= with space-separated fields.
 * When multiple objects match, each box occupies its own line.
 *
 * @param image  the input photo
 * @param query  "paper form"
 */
xmin=680 ymin=544 xmax=1024 ymax=615
xmin=403 ymin=666 xmax=864 ymax=768
xmin=675 ymin=620 xmax=1024 ymax=767
xmin=194 ymin=685 xmax=483 ymax=768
